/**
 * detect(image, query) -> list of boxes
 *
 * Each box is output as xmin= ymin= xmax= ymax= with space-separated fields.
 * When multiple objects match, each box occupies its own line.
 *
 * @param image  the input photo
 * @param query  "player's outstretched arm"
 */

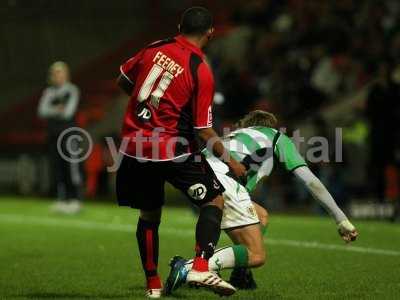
xmin=293 ymin=166 xmax=358 ymax=243
xmin=196 ymin=127 xmax=246 ymax=179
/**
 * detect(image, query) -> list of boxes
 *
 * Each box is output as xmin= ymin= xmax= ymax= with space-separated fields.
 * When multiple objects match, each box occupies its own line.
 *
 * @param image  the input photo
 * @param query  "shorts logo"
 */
xmin=188 ymin=183 xmax=207 ymax=201
xmin=213 ymin=179 xmax=220 ymax=189
xmin=247 ymin=206 xmax=256 ymax=217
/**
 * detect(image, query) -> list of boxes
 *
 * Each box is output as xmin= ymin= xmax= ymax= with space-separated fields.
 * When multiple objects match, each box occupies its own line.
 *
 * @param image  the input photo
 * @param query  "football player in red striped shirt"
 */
xmin=116 ymin=6 xmax=246 ymax=298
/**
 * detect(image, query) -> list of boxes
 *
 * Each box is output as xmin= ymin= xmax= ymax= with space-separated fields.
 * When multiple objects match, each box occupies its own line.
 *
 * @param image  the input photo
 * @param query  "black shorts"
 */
xmin=116 ymin=153 xmax=225 ymax=210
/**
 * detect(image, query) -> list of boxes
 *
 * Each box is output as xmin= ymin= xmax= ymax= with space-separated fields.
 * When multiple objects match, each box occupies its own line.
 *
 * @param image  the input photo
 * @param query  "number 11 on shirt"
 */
xmin=137 ymin=64 xmax=174 ymax=108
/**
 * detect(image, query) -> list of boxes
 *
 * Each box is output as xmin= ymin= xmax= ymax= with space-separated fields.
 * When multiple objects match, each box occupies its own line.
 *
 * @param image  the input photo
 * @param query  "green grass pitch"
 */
xmin=0 ymin=197 xmax=399 ymax=299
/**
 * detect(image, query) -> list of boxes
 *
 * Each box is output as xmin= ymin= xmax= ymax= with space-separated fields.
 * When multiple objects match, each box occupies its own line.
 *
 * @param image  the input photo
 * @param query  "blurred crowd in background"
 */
xmin=211 ymin=0 xmax=400 ymax=121
xmin=1 ymin=0 xmax=400 ymax=219
xmin=207 ymin=0 xmax=400 ymax=216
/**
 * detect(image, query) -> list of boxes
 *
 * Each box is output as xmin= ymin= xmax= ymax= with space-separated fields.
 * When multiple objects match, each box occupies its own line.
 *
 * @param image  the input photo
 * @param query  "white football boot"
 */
xmin=66 ymin=199 xmax=82 ymax=214
xmin=146 ymin=288 xmax=162 ymax=298
xmin=50 ymin=201 xmax=69 ymax=214
xmin=187 ymin=270 xmax=236 ymax=296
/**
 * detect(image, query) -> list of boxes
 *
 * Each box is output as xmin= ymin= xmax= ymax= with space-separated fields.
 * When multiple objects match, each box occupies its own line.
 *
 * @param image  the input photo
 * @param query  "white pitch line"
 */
xmin=0 ymin=213 xmax=194 ymax=236
xmin=265 ymin=239 xmax=400 ymax=257
xmin=1 ymin=213 xmax=399 ymax=257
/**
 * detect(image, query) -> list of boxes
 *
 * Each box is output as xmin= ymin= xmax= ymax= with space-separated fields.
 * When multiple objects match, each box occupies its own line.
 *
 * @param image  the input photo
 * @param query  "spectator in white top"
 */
xmin=38 ymin=61 xmax=82 ymax=214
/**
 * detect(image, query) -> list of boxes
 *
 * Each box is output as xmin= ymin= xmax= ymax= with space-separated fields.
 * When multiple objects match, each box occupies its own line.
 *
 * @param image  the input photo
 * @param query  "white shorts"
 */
xmin=216 ymin=173 xmax=260 ymax=230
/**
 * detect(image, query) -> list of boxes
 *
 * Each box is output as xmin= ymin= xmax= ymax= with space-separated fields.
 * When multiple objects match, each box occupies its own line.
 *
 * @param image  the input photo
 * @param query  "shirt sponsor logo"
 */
xmin=187 ymin=183 xmax=207 ymax=201
xmin=137 ymin=105 xmax=152 ymax=122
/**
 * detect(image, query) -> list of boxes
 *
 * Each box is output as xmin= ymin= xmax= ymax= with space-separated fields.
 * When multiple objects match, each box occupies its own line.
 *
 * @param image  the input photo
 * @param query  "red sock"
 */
xmin=136 ymin=218 xmax=160 ymax=278
xmin=147 ymin=275 xmax=162 ymax=289
xmin=192 ymin=256 xmax=209 ymax=272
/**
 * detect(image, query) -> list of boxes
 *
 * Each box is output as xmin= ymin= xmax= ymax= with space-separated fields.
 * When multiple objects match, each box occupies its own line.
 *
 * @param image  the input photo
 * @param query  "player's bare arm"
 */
xmin=196 ymin=127 xmax=246 ymax=178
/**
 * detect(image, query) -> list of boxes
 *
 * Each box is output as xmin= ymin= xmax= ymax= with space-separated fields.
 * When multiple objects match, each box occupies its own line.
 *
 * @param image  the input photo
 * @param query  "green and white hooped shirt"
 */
xmin=204 ymin=126 xmax=307 ymax=192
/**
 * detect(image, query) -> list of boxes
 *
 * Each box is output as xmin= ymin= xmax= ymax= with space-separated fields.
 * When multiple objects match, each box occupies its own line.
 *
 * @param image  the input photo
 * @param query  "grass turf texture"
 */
xmin=0 ymin=197 xmax=399 ymax=300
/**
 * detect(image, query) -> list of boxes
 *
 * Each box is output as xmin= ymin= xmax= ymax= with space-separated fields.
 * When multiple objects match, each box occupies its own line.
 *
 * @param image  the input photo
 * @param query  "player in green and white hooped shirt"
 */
xmin=164 ymin=111 xmax=358 ymax=294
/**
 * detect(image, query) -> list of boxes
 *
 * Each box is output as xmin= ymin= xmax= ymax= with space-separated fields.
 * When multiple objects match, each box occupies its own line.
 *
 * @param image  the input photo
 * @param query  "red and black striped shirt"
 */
xmin=120 ymin=35 xmax=214 ymax=161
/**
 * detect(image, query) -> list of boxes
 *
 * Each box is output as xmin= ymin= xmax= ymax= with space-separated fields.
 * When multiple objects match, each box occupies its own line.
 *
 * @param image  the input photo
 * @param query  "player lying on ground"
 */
xmin=164 ymin=110 xmax=358 ymax=295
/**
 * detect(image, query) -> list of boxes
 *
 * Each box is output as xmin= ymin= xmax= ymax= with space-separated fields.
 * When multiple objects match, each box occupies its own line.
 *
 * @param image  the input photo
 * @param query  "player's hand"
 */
xmin=228 ymin=159 xmax=247 ymax=179
xmin=338 ymin=220 xmax=358 ymax=243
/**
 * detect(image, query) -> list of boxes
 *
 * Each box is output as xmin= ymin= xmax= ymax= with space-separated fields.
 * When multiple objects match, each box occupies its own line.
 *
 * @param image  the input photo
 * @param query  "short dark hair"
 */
xmin=236 ymin=110 xmax=278 ymax=128
xmin=180 ymin=7 xmax=213 ymax=35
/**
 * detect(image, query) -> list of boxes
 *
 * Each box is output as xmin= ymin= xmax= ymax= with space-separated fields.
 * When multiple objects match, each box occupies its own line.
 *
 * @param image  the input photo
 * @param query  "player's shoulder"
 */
xmin=275 ymin=131 xmax=291 ymax=145
xmin=274 ymin=132 xmax=300 ymax=154
xmin=146 ymin=37 xmax=177 ymax=49
xmin=190 ymin=53 xmax=209 ymax=74
xmin=136 ymin=38 xmax=177 ymax=60
xmin=234 ymin=126 xmax=278 ymax=141
xmin=251 ymin=126 xmax=278 ymax=135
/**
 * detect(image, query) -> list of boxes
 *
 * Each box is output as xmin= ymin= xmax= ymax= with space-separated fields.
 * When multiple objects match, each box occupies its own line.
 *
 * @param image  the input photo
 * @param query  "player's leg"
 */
xmin=215 ymin=175 xmax=265 ymax=271
xmin=116 ymin=155 xmax=165 ymax=298
xmin=165 ymin=173 xmax=261 ymax=295
xmin=166 ymin=154 xmax=225 ymax=272
xmin=177 ymin=223 xmax=265 ymax=270
xmin=229 ymin=201 xmax=269 ymax=289
xmin=185 ymin=194 xmax=238 ymax=295
xmin=184 ymin=212 xmax=266 ymax=272
xmin=165 ymin=154 xmax=235 ymax=296
xmin=253 ymin=201 xmax=269 ymax=230
xmin=193 ymin=194 xmax=223 ymax=270
xmin=136 ymin=208 xmax=163 ymax=298
xmin=224 ymin=223 xmax=266 ymax=268
xmin=226 ymin=224 xmax=265 ymax=290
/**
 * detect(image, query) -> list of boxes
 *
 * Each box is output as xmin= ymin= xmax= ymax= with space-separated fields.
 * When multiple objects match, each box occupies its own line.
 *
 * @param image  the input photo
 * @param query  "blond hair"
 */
xmin=236 ymin=110 xmax=278 ymax=128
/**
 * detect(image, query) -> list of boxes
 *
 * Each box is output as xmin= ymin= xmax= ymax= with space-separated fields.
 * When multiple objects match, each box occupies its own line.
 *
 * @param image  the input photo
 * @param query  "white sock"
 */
xmin=185 ymin=246 xmax=237 ymax=272
xmin=209 ymin=247 xmax=236 ymax=271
